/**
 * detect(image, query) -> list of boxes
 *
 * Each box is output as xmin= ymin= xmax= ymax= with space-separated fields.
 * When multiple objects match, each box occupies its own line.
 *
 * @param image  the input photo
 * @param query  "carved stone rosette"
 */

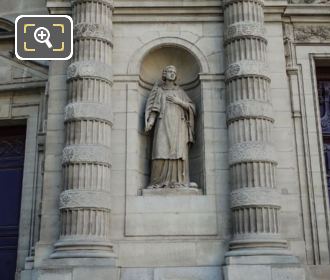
xmin=52 ymin=0 xmax=114 ymax=258
xmin=223 ymin=0 xmax=288 ymax=255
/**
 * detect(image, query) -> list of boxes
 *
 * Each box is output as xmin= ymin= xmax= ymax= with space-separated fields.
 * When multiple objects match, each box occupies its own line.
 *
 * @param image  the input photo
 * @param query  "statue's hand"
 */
xmin=167 ymin=95 xmax=189 ymax=110
xmin=166 ymin=95 xmax=182 ymax=106
xmin=145 ymin=114 xmax=156 ymax=133
xmin=145 ymin=121 xmax=153 ymax=132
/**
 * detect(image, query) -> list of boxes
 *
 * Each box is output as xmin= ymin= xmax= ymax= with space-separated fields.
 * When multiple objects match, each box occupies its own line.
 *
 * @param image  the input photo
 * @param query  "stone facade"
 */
xmin=0 ymin=0 xmax=329 ymax=280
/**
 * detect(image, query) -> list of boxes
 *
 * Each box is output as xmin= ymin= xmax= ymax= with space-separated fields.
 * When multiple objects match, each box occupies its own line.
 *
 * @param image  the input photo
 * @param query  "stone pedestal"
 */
xmin=222 ymin=0 xmax=305 ymax=278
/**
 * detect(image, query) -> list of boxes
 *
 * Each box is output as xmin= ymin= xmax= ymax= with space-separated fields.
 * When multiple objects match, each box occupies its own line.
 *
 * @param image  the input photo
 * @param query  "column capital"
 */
xmin=223 ymin=0 xmax=264 ymax=7
xmin=71 ymin=0 xmax=113 ymax=9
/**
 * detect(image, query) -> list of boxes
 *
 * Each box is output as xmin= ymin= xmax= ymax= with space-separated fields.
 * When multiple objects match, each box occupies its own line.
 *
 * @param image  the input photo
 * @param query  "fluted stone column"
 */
xmin=223 ymin=0 xmax=298 ymax=262
xmin=52 ymin=0 xmax=114 ymax=258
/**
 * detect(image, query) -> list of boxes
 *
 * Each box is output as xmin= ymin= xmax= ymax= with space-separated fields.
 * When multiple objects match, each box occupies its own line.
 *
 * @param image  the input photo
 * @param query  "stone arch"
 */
xmin=127 ymin=36 xmax=210 ymax=76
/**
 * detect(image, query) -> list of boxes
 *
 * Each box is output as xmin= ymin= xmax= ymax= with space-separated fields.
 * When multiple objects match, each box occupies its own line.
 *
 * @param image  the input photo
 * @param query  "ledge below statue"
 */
xmin=142 ymin=187 xmax=203 ymax=196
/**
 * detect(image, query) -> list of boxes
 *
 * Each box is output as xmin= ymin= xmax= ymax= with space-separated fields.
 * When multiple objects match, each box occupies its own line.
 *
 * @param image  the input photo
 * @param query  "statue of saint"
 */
xmin=145 ymin=65 xmax=197 ymax=189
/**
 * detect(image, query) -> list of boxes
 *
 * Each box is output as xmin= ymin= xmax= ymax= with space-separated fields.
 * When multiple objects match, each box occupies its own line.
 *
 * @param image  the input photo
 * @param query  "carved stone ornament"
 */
xmin=74 ymin=23 xmax=113 ymax=44
xmin=62 ymin=144 xmax=111 ymax=164
xmin=231 ymin=188 xmax=280 ymax=208
xmin=225 ymin=60 xmax=269 ymax=80
xmin=67 ymin=60 xmax=113 ymax=82
xmin=229 ymin=141 xmax=277 ymax=165
xmin=59 ymin=190 xmax=112 ymax=209
xmin=227 ymin=100 xmax=274 ymax=123
xmin=294 ymin=25 xmax=330 ymax=42
xmin=225 ymin=22 xmax=266 ymax=43
xmin=65 ymin=102 xmax=113 ymax=124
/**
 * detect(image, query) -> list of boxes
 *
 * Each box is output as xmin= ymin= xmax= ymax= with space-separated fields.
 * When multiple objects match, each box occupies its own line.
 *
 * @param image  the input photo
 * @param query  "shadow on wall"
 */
xmin=137 ymin=45 xmax=205 ymax=192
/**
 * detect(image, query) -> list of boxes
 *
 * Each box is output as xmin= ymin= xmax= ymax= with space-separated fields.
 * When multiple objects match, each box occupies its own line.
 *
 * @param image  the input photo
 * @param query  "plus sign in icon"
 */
xmin=15 ymin=15 xmax=73 ymax=60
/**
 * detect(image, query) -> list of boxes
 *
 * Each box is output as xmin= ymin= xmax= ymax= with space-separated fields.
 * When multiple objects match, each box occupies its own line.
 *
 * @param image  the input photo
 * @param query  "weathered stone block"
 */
xmin=154 ymin=266 xmax=222 ymax=280
xmin=73 ymin=267 xmax=118 ymax=280
xmin=36 ymin=270 xmax=72 ymax=280
xmin=118 ymin=242 xmax=197 ymax=267
xmin=223 ymin=265 xmax=271 ymax=280
xmin=271 ymin=266 xmax=305 ymax=280
xmin=125 ymin=212 xmax=217 ymax=236
xmin=120 ymin=268 xmax=153 ymax=280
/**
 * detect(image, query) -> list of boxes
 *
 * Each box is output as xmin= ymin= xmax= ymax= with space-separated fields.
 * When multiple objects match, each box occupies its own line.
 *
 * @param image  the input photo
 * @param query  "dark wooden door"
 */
xmin=0 ymin=126 xmax=26 ymax=280
xmin=318 ymin=80 xmax=330 ymax=200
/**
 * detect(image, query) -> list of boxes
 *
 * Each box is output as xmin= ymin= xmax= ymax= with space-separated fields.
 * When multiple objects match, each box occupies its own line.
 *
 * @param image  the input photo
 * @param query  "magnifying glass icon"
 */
xmin=34 ymin=27 xmax=52 ymax=49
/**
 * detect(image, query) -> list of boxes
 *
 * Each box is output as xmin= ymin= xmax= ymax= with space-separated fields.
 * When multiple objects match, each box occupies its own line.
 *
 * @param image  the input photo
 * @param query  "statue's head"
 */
xmin=162 ymin=65 xmax=177 ymax=82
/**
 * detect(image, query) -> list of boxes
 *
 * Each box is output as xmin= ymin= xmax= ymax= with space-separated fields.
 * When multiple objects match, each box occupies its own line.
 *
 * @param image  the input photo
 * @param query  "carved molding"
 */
xmin=229 ymin=141 xmax=277 ymax=165
xmin=59 ymin=190 xmax=111 ymax=209
xmin=294 ymin=25 xmax=330 ymax=42
xmin=225 ymin=60 xmax=269 ymax=81
xmin=223 ymin=0 xmax=264 ymax=7
xmin=65 ymin=102 xmax=113 ymax=124
xmin=290 ymin=0 xmax=330 ymax=4
xmin=67 ymin=61 xmax=113 ymax=82
xmin=72 ymin=0 xmax=113 ymax=8
xmin=227 ymin=100 xmax=274 ymax=123
xmin=74 ymin=23 xmax=113 ymax=44
xmin=225 ymin=22 xmax=266 ymax=43
xmin=231 ymin=188 xmax=280 ymax=208
xmin=46 ymin=0 xmax=71 ymax=15
xmin=62 ymin=144 xmax=111 ymax=165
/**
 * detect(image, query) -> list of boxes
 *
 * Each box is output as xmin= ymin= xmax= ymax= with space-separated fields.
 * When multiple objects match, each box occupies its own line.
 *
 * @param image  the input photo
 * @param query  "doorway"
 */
xmin=0 ymin=125 xmax=26 ymax=280
xmin=317 ymin=65 xmax=330 ymax=202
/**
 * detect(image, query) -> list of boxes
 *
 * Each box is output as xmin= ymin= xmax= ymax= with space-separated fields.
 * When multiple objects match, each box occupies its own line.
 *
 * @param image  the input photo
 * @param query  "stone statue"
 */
xmin=145 ymin=65 xmax=197 ymax=189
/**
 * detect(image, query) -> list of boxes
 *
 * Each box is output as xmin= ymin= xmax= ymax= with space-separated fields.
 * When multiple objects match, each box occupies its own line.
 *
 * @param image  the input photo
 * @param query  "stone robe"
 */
xmin=145 ymin=81 xmax=195 ymax=188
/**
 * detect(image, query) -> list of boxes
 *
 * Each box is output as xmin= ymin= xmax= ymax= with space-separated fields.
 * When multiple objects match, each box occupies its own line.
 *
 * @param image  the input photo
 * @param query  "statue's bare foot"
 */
xmin=189 ymin=182 xmax=198 ymax=188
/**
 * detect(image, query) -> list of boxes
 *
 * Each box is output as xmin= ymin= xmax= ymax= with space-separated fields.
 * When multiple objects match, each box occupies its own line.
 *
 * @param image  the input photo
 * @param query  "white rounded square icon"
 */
xmin=15 ymin=15 xmax=73 ymax=60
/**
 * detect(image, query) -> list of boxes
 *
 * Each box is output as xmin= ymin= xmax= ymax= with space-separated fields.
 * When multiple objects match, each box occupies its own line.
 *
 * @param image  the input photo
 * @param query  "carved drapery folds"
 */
xmin=223 ymin=0 xmax=289 ymax=254
xmin=52 ymin=0 xmax=114 ymax=258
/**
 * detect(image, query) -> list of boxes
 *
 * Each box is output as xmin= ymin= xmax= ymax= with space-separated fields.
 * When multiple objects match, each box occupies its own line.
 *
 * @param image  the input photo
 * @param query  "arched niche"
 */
xmin=137 ymin=45 xmax=205 ymax=193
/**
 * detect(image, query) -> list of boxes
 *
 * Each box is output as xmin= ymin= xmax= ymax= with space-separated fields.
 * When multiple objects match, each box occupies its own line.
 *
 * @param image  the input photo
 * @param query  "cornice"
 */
xmin=47 ymin=0 xmax=71 ymax=14
xmin=46 ymin=0 xmax=330 ymax=23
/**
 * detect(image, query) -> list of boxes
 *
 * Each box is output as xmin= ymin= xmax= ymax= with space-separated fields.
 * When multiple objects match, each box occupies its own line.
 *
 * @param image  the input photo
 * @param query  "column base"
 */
xmin=225 ymin=249 xmax=300 ymax=265
xmin=224 ymin=249 xmax=305 ymax=280
xmin=223 ymin=263 xmax=306 ymax=280
xmin=51 ymin=240 xmax=115 ymax=259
